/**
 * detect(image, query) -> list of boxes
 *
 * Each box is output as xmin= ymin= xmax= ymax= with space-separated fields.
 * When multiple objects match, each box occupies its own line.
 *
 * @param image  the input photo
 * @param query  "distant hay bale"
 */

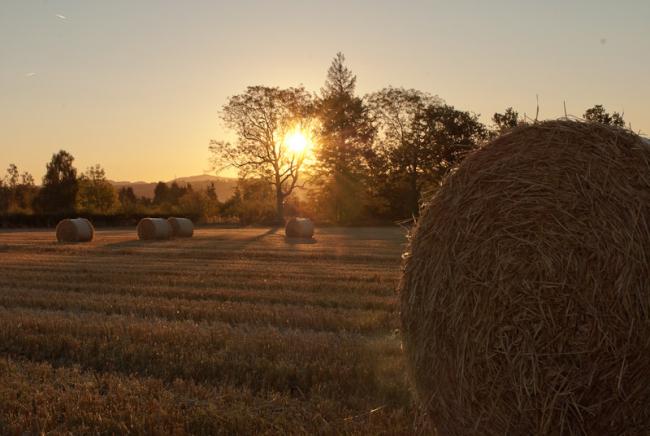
xmin=136 ymin=218 xmax=172 ymax=241
xmin=285 ymin=217 xmax=315 ymax=238
xmin=55 ymin=218 xmax=94 ymax=243
xmin=167 ymin=217 xmax=194 ymax=238
xmin=400 ymin=120 xmax=650 ymax=435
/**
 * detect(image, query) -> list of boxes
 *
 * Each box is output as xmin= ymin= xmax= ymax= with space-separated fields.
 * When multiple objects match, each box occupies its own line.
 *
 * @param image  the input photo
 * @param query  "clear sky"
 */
xmin=1 ymin=0 xmax=649 ymax=182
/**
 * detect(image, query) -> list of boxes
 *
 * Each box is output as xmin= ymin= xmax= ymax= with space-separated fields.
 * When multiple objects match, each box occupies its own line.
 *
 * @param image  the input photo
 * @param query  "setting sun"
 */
xmin=284 ymin=129 xmax=311 ymax=154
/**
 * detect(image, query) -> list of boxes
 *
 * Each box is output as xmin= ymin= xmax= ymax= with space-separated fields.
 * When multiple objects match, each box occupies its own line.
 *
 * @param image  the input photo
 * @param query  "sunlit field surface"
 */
xmin=0 ymin=227 xmax=414 ymax=435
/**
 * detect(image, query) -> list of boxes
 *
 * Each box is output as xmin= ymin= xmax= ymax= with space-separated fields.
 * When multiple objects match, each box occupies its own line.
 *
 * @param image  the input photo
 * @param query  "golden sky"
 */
xmin=1 ymin=1 xmax=649 ymax=182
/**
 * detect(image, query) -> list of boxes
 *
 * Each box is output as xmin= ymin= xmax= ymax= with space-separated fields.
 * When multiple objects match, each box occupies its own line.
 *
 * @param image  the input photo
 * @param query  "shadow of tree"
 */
xmin=226 ymin=226 xmax=281 ymax=250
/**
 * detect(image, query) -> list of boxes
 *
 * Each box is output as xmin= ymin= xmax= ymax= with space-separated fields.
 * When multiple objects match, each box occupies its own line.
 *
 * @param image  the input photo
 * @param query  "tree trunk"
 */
xmin=275 ymin=187 xmax=285 ymax=224
xmin=334 ymin=171 xmax=342 ymax=224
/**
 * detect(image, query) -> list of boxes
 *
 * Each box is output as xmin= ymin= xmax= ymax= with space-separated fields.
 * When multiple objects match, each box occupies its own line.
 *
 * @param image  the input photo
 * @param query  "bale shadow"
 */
xmin=102 ymin=226 xmax=282 ymax=250
xmin=104 ymin=238 xmax=163 ymax=249
xmin=224 ymin=226 xmax=281 ymax=250
xmin=284 ymin=236 xmax=317 ymax=245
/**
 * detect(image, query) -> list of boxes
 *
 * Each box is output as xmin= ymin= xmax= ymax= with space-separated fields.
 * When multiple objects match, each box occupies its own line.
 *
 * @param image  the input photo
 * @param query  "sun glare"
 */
xmin=285 ymin=129 xmax=310 ymax=154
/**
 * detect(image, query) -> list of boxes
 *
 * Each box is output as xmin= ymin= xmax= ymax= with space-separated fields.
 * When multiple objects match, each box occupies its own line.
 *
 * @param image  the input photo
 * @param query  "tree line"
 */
xmin=210 ymin=52 xmax=627 ymax=225
xmin=1 ymin=52 xmax=627 ymax=226
xmin=0 ymin=152 xmax=226 ymax=223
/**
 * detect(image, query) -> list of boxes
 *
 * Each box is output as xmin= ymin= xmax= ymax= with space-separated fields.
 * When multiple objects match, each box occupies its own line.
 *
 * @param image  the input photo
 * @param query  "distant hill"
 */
xmin=110 ymin=175 xmax=238 ymax=200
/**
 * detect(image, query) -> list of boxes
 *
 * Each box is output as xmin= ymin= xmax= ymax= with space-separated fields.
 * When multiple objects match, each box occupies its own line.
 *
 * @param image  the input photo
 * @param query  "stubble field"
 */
xmin=0 ymin=226 xmax=416 ymax=435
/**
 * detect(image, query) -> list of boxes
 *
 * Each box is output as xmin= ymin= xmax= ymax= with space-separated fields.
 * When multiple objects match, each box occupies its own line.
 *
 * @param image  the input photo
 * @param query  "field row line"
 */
xmin=0 ymin=287 xmax=397 ymax=334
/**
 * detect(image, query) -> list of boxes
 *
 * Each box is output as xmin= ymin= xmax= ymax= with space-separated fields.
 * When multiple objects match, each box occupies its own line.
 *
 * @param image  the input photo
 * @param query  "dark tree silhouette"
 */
xmin=206 ymin=182 xmax=218 ymax=201
xmin=76 ymin=164 xmax=116 ymax=213
xmin=492 ymin=107 xmax=520 ymax=133
xmin=313 ymin=53 xmax=375 ymax=224
xmin=118 ymin=187 xmax=138 ymax=212
xmin=584 ymin=105 xmax=625 ymax=127
xmin=416 ymin=104 xmax=487 ymax=181
xmin=5 ymin=164 xmax=19 ymax=189
xmin=210 ymin=86 xmax=313 ymax=223
xmin=34 ymin=150 xmax=78 ymax=213
xmin=221 ymin=178 xmax=276 ymax=225
xmin=367 ymin=87 xmax=443 ymax=215
xmin=1 ymin=164 xmax=37 ymax=213
xmin=0 ymin=176 xmax=7 ymax=214
xmin=153 ymin=182 xmax=170 ymax=205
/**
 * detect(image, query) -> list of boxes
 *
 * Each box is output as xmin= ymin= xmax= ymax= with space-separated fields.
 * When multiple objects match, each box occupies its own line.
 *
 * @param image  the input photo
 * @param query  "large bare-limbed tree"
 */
xmin=210 ymin=86 xmax=313 ymax=223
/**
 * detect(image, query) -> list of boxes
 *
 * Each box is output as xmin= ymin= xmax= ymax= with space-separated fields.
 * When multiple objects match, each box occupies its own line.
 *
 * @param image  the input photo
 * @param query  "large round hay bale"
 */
xmin=55 ymin=218 xmax=94 ymax=243
xmin=400 ymin=120 xmax=650 ymax=435
xmin=285 ymin=217 xmax=315 ymax=238
xmin=136 ymin=218 xmax=172 ymax=241
xmin=167 ymin=217 xmax=194 ymax=238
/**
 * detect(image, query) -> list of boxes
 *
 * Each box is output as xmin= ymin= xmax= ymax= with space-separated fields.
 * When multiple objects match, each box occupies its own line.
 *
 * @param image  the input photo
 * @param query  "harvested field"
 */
xmin=0 ymin=226 xmax=414 ymax=435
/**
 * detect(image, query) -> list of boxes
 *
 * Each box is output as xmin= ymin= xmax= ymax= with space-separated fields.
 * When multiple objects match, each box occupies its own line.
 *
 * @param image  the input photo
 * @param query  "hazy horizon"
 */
xmin=2 ymin=0 xmax=649 ymax=182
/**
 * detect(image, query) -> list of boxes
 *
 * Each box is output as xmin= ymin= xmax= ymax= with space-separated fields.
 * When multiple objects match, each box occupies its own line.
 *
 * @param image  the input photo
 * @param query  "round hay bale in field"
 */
xmin=400 ymin=120 xmax=650 ymax=435
xmin=285 ymin=217 xmax=315 ymax=238
xmin=55 ymin=218 xmax=94 ymax=243
xmin=167 ymin=217 xmax=194 ymax=238
xmin=136 ymin=218 xmax=172 ymax=241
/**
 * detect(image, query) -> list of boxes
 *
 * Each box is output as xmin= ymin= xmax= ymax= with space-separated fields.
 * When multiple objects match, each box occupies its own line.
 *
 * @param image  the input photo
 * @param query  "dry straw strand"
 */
xmin=400 ymin=120 xmax=650 ymax=435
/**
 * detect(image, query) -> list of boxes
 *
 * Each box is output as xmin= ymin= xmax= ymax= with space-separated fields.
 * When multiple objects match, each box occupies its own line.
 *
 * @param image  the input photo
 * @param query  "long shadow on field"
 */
xmin=104 ymin=239 xmax=161 ymax=249
xmin=102 ymin=226 xmax=281 ymax=252
xmin=221 ymin=226 xmax=281 ymax=250
xmin=284 ymin=236 xmax=317 ymax=245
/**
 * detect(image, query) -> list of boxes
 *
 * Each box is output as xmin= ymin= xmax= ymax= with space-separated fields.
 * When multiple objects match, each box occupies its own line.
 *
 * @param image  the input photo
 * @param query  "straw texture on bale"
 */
xmin=55 ymin=218 xmax=94 ymax=243
xmin=136 ymin=218 xmax=172 ymax=241
xmin=285 ymin=217 xmax=315 ymax=238
xmin=167 ymin=217 xmax=194 ymax=238
xmin=400 ymin=120 xmax=650 ymax=435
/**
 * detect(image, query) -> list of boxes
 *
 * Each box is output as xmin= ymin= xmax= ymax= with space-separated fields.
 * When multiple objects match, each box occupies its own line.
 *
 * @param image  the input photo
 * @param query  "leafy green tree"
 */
xmin=178 ymin=190 xmax=205 ymax=217
xmin=76 ymin=164 xmax=116 ymax=213
xmin=118 ymin=187 xmax=138 ymax=213
xmin=0 ymin=179 xmax=7 ymax=214
xmin=367 ymin=91 xmax=487 ymax=218
xmin=415 ymin=104 xmax=487 ymax=184
xmin=492 ymin=107 xmax=520 ymax=134
xmin=21 ymin=172 xmax=34 ymax=186
xmin=202 ymin=183 xmax=221 ymax=220
xmin=206 ymin=182 xmax=218 ymax=202
xmin=153 ymin=182 xmax=170 ymax=205
xmin=313 ymin=53 xmax=375 ymax=224
xmin=16 ymin=171 xmax=36 ymax=213
xmin=584 ymin=105 xmax=625 ymax=127
xmin=170 ymin=181 xmax=185 ymax=203
xmin=2 ymin=164 xmax=36 ymax=213
xmin=367 ymin=87 xmax=443 ymax=216
xmin=6 ymin=164 xmax=19 ymax=189
xmin=210 ymin=86 xmax=314 ymax=223
xmin=221 ymin=178 xmax=276 ymax=225
xmin=176 ymin=185 xmax=220 ymax=221
xmin=34 ymin=150 xmax=78 ymax=213
xmin=153 ymin=181 xmax=191 ymax=211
